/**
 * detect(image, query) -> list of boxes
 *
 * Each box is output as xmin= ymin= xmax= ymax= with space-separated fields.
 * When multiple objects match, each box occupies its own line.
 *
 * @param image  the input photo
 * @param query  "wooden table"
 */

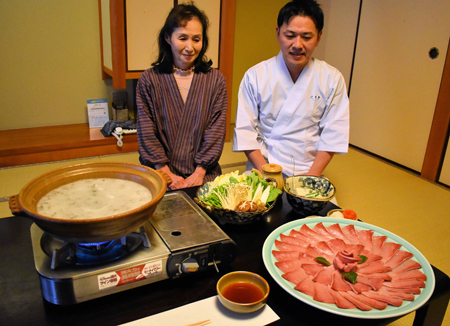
xmin=0 ymin=187 xmax=448 ymax=326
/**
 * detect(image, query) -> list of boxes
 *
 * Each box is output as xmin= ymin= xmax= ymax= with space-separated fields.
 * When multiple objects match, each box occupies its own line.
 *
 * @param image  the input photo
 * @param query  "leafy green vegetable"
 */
xmin=202 ymin=184 xmax=229 ymax=208
xmin=246 ymin=172 xmax=259 ymax=189
xmin=202 ymin=192 xmax=222 ymax=208
xmin=342 ymin=271 xmax=358 ymax=284
xmin=229 ymin=176 xmax=239 ymax=184
xmin=315 ymin=257 xmax=331 ymax=266
xmin=267 ymin=186 xmax=282 ymax=205
xmin=259 ymin=178 xmax=269 ymax=188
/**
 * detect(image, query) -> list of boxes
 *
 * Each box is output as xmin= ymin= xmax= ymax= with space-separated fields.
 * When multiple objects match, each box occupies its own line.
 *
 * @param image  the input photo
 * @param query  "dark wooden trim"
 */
xmin=110 ymin=0 xmax=127 ymax=89
xmin=219 ymin=0 xmax=236 ymax=142
xmin=421 ymin=38 xmax=450 ymax=181
xmin=103 ymin=65 xmax=113 ymax=78
xmin=125 ymin=71 xmax=143 ymax=79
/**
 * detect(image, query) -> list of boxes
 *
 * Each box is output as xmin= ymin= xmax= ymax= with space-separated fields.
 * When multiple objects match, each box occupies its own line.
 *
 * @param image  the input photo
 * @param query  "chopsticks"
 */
xmin=184 ymin=319 xmax=211 ymax=326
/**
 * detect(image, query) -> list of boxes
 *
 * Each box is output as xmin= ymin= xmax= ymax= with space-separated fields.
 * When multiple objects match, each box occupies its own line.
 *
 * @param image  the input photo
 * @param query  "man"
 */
xmin=233 ymin=0 xmax=349 ymax=176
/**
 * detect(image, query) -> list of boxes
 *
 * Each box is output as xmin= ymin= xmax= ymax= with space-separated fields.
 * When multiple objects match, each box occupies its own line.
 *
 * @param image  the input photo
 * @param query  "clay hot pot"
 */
xmin=9 ymin=162 xmax=170 ymax=243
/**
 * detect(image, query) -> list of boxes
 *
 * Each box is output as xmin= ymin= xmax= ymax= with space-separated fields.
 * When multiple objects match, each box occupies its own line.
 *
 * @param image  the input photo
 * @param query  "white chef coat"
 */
xmin=233 ymin=51 xmax=349 ymax=176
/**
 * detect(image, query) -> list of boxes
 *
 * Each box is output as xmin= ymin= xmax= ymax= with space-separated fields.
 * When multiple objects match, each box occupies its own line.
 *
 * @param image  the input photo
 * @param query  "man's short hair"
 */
xmin=277 ymin=0 xmax=324 ymax=32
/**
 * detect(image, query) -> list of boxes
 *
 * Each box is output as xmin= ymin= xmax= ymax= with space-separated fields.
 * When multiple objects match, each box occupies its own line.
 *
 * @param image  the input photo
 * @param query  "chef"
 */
xmin=233 ymin=0 xmax=349 ymax=177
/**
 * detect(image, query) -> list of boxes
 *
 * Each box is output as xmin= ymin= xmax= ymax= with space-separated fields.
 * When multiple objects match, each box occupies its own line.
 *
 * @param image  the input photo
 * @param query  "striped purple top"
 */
xmin=136 ymin=67 xmax=228 ymax=183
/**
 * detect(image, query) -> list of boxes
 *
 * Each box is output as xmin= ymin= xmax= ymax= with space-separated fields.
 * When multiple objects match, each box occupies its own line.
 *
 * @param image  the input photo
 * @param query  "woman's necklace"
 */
xmin=173 ymin=64 xmax=195 ymax=73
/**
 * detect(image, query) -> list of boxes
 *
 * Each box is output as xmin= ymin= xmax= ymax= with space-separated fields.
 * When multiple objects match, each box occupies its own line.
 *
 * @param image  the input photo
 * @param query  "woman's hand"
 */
xmin=155 ymin=163 xmax=185 ymax=190
xmin=182 ymin=166 xmax=206 ymax=188
xmin=169 ymin=174 xmax=187 ymax=190
xmin=155 ymin=164 xmax=206 ymax=189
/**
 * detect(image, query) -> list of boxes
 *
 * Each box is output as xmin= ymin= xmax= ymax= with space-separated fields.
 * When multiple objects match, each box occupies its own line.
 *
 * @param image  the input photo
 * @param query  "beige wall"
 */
xmin=0 ymin=0 xmax=117 ymax=131
xmin=230 ymin=0 xmax=288 ymax=125
xmin=0 ymin=0 xmax=287 ymax=131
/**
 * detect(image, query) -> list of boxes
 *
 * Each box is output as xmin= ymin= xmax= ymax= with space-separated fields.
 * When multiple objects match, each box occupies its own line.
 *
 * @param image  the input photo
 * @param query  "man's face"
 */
xmin=276 ymin=15 xmax=322 ymax=79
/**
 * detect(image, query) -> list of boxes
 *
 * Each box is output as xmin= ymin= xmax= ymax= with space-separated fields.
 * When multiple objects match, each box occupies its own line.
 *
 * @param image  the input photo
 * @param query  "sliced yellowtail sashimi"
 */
xmin=272 ymin=222 xmax=428 ymax=311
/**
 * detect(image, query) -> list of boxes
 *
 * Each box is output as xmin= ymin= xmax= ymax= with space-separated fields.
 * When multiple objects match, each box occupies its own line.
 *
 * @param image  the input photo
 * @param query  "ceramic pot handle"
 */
xmin=156 ymin=170 xmax=173 ymax=186
xmin=9 ymin=195 xmax=23 ymax=216
xmin=251 ymin=168 xmax=262 ymax=178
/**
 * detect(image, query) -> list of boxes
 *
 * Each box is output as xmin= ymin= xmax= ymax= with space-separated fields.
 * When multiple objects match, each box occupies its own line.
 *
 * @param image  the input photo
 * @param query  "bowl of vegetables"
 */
xmin=284 ymin=175 xmax=336 ymax=217
xmin=195 ymin=171 xmax=282 ymax=224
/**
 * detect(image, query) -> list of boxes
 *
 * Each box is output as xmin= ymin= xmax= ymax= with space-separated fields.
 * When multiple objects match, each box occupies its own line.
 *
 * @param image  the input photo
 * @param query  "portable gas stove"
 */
xmin=30 ymin=191 xmax=237 ymax=305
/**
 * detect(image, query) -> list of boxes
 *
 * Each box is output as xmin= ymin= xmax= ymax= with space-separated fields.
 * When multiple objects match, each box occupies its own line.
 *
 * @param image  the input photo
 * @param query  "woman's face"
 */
xmin=166 ymin=17 xmax=203 ymax=70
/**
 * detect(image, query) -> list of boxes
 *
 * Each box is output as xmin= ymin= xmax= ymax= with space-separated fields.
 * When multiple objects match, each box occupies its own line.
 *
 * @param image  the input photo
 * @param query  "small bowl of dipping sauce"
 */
xmin=217 ymin=271 xmax=269 ymax=313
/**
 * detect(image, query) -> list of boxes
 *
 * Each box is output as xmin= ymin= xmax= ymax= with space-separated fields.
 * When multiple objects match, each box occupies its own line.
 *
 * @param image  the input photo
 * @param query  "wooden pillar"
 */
xmin=421 ymin=39 xmax=450 ymax=181
xmin=219 ymin=0 xmax=236 ymax=141
xmin=109 ymin=0 xmax=127 ymax=89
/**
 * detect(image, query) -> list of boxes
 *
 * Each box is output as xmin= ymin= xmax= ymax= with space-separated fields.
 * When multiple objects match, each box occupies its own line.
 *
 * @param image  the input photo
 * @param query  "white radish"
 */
xmin=260 ymin=186 xmax=271 ymax=204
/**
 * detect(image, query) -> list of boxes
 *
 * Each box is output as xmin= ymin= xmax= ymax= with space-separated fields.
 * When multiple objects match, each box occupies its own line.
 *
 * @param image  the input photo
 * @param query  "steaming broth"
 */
xmin=37 ymin=178 xmax=153 ymax=219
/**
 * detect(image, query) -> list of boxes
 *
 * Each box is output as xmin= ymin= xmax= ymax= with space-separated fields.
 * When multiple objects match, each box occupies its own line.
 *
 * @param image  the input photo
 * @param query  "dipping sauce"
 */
xmin=37 ymin=178 xmax=152 ymax=219
xmin=222 ymin=281 xmax=265 ymax=304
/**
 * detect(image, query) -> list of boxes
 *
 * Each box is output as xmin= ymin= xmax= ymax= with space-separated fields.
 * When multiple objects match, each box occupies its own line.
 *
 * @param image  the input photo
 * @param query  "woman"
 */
xmin=136 ymin=3 xmax=228 ymax=190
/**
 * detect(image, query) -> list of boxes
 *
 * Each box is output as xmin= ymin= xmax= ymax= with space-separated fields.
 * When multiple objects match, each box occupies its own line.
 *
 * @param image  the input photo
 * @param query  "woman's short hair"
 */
xmin=277 ymin=0 xmax=324 ymax=33
xmin=153 ymin=2 xmax=211 ymax=73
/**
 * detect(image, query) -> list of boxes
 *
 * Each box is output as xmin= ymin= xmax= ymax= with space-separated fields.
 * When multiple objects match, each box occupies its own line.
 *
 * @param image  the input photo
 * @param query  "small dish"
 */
xmin=327 ymin=208 xmax=358 ymax=220
xmin=327 ymin=209 xmax=345 ymax=218
xmin=216 ymin=271 xmax=269 ymax=313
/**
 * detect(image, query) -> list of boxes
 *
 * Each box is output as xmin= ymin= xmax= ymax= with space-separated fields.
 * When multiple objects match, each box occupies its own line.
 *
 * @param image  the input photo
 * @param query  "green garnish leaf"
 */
xmin=358 ymin=255 xmax=368 ymax=264
xmin=342 ymin=271 xmax=358 ymax=284
xmin=315 ymin=257 xmax=331 ymax=266
xmin=229 ymin=176 xmax=239 ymax=184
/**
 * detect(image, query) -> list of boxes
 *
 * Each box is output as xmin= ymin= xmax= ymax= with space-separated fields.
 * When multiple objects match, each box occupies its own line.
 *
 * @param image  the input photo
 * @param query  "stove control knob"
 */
xmin=182 ymin=259 xmax=199 ymax=273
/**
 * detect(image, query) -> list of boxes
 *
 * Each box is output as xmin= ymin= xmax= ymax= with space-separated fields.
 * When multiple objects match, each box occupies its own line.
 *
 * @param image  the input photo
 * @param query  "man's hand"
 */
xmin=306 ymin=151 xmax=335 ymax=176
xmin=244 ymin=149 xmax=267 ymax=172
